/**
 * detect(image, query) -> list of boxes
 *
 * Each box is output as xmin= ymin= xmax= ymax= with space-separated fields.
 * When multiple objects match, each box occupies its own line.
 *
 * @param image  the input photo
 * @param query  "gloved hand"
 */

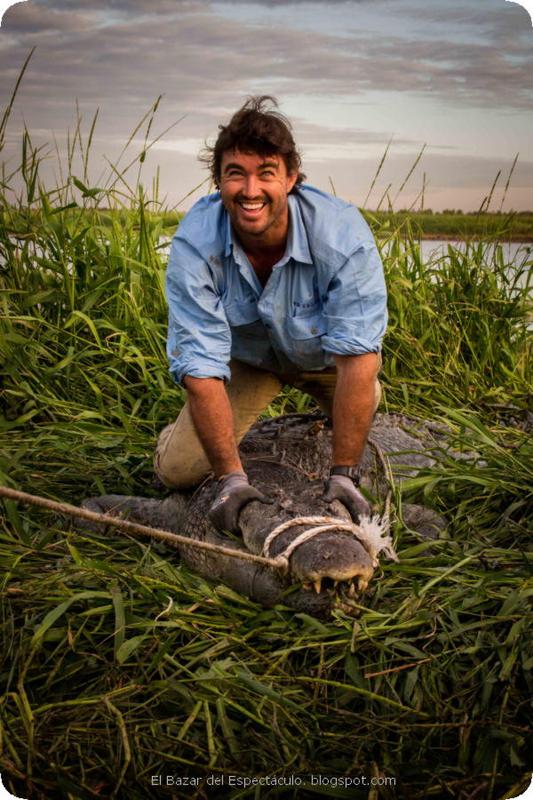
xmin=324 ymin=474 xmax=371 ymax=521
xmin=208 ymin=471 xmax=272 ymax=534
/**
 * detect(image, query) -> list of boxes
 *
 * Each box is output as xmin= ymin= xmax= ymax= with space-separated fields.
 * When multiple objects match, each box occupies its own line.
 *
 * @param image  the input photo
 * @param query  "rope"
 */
xmin=263 ymin=513 xmax=395 ymax=567
xmin=263 ymin=515 xmax=359 ymax=559
xmin=0 ymin=486 xmax=287 ymax=571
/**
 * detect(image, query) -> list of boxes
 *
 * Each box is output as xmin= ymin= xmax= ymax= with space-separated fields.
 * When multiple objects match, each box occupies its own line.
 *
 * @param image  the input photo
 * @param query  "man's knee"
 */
xmin=153 ymin=417 xmax=211 ymax=489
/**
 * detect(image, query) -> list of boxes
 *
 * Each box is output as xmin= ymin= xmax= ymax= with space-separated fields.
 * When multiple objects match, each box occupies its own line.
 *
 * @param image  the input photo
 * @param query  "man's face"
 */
xmin=219 ymin=149 xmax=298 ymax=244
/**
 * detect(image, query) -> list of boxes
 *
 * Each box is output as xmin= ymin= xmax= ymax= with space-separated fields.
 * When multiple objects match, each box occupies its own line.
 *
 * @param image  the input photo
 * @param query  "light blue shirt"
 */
xmin=166 ymin=184 xmax=387 ymax=384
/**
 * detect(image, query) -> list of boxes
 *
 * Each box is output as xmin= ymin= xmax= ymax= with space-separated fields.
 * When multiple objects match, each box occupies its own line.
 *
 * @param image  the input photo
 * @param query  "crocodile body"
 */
xmin=83 ymin=413 xmax=448 ymax=616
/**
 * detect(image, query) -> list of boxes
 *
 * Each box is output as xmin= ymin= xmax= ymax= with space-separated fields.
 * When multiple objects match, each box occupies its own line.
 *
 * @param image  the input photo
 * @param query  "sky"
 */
xmin=0 ymin=0 xmax=532 ymax=212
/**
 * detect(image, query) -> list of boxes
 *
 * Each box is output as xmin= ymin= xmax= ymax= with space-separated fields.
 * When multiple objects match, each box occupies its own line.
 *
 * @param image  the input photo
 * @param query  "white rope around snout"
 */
xmin=262 ymin=514 xmax=398 ymax=569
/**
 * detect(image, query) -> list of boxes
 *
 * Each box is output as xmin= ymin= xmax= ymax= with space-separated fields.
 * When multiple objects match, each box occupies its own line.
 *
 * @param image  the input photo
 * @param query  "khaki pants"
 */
xmin=154 ymin=359 xmax=381 ymax=489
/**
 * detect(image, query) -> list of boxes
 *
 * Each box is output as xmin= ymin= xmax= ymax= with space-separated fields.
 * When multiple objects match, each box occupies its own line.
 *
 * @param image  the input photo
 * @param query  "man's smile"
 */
xmin=237 ymin=199 xmax=268 ymax=217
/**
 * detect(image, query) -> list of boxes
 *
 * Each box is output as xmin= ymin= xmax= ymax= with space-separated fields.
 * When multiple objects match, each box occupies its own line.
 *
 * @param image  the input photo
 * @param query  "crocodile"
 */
xmin=82 ymin=412 xmax=448 ymax=617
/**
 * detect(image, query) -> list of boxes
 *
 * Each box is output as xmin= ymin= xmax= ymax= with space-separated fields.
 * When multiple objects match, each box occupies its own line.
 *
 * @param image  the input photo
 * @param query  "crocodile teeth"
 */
xmin=302 ymin=582 xmax=312 ymax=591
xmin=313 ymin=579 xmax=322 ymax=594
xmin=347 ymin=582 xmax=357 ymax=598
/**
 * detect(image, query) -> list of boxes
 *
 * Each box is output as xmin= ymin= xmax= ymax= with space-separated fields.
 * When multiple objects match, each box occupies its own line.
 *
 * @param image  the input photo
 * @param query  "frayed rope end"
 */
xmin=357 ymin=513 xmax=399 ymax=564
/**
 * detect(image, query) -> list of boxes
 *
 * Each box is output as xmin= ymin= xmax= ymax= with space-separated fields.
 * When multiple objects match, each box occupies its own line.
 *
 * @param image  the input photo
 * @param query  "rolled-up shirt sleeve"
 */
xmin=166 ymin=237 xmax=231 ymax=384
xmin=321 ymin=241 xmax=388 ymax=355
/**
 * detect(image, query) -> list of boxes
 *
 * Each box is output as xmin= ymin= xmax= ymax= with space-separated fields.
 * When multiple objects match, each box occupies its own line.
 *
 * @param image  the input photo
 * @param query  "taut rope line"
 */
xmin=0 ymin=486 xmax=286 ymax=571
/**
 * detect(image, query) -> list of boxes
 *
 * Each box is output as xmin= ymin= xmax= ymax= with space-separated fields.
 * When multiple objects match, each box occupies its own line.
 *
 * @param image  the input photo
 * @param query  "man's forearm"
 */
xmin=331 ymin=353 xmax=380 ymax=466
xmin=183 ymin=376 xmax=243 ymax=477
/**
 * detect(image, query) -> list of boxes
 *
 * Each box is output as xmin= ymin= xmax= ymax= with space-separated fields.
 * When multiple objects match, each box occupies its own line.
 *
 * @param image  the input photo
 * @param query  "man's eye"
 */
xmin=261 ymin=170 xmax=275 ymax=177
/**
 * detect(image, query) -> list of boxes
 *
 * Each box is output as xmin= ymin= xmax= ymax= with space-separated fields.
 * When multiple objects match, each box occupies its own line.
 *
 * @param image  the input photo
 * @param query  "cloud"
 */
xmin=396 ymin=0 xmax=532 ymax=36
xmin=1 ymin=0 xmax=531 ymax=116
xmin=0 ymin=0 xmax=531 ymax=210
xmin=3 ymin=1 xmax=97 ymax=31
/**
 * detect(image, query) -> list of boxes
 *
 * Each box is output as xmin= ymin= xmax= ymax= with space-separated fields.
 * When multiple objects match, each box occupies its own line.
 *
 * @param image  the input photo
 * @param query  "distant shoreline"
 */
xmin=361 ymin=210 xmax=533 ymax=243
xmin=392 ymin=233 xmax=533 ymax=243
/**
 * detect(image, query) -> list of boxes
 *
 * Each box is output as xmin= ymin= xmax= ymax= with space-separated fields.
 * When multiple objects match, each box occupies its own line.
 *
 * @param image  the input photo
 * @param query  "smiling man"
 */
xmin=155 ymin=96 xmax=388 ymax=534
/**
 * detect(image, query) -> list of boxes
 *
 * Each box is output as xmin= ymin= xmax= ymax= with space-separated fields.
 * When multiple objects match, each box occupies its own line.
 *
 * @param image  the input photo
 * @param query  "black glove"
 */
xmin=324 ymin=471 xmax=371 ymax=521
xmin=208 ymin=471 xmax=272 ymax=534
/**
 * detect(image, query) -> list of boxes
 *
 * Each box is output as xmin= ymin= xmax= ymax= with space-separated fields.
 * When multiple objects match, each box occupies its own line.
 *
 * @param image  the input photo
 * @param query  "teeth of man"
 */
xmin=313 ymin=579 xmax=322 ymax=594
xmin=241 ymin=203 xmax=264 ymax=209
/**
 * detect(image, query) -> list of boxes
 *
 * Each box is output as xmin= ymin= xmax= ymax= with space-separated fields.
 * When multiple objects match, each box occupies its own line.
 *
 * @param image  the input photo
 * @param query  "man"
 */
xmin=155 ymin=96 xmax=387 ymax=534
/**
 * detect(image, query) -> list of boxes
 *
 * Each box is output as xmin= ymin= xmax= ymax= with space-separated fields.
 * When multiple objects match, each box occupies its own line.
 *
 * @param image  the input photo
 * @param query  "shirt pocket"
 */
xmin=287 ymin=306 xmax=326 ymax=338
xmin=286 ymin=308 xmax=327 ymax=367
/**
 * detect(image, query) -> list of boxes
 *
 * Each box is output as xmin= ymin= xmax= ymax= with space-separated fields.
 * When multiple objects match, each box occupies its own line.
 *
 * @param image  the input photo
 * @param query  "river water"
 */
xmin=417 ymin=239 xmax=532 ymax=266
xmin=377 ymin=239 xmax=531 ymax=294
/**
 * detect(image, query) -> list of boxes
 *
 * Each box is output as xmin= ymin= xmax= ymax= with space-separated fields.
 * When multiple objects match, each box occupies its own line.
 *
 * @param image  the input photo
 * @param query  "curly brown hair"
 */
xmin=199 ymin=95 xmax=305 ymax=190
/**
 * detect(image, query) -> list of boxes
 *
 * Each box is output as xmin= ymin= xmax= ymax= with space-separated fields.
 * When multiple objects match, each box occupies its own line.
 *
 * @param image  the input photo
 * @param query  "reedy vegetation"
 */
xmin=0 ymin=73 xmax=532 ymax=799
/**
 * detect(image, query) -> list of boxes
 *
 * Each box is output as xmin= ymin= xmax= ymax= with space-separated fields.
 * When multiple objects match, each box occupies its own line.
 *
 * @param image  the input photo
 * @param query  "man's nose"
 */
xmin=242 ymin=175 xmax=261 ymax=197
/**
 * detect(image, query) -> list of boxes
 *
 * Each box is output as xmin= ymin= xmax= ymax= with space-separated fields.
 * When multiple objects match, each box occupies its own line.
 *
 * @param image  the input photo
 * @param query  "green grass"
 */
xmin=362 ymin=210 xmax=533 ymax=242
xmin=1 ymin=69 xmax=532 ymax=799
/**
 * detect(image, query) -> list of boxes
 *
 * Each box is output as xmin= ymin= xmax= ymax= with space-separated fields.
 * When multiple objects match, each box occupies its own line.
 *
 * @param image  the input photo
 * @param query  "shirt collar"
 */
xmin=223 ymin=193 xmax=313 ymax=265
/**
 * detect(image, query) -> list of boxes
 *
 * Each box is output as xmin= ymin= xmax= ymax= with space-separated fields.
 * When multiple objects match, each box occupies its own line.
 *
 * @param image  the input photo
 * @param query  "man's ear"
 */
xmin=287 ymin=171 xmax=298 ymax=193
